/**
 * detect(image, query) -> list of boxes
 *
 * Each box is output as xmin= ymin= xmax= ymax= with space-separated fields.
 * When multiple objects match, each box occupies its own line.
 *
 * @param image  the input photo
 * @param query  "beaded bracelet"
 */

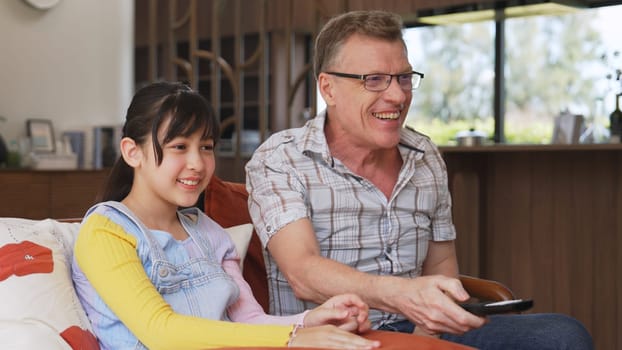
xmin=287 ymin=324 xmax=303 ymax=347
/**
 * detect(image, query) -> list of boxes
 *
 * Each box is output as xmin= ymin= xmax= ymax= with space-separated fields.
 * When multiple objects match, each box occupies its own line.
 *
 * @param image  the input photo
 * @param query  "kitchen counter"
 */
xmin=440 ymin=142 xmax=622 ymax=153
xmin=442 ymin=143 xmax=622 ymax=350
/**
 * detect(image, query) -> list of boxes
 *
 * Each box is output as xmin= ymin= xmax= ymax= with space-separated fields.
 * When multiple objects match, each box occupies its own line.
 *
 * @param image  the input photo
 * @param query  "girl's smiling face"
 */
xmin=131 ymin=115 xmax=216 ymax=210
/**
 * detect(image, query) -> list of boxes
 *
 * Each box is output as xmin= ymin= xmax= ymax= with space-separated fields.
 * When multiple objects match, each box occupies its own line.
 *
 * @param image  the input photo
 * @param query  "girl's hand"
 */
xmin=289 ymin=325 xmax=380 ymax=349
xmin=303 ymin=294 xmax=372 ymax=333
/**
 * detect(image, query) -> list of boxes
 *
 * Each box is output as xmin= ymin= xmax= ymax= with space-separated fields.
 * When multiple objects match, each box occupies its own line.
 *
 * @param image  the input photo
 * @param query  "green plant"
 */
xmin=407 ymin=118 xmax=494 ymax=145
xmin=406 ymin=118 xmax=553 ymax=145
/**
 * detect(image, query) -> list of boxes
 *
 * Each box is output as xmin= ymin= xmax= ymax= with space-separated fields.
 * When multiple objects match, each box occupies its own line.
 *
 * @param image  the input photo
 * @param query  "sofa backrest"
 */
xmin=203 ymin=176 xmax=269 ymax=312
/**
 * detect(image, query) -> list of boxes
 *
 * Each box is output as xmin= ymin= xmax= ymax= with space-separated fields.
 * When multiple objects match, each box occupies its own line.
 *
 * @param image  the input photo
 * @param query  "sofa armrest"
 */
xmin=212 ymin=330 xmax=475 ymax=349
xmin=459 ymin=274 xmax=515 ymax=301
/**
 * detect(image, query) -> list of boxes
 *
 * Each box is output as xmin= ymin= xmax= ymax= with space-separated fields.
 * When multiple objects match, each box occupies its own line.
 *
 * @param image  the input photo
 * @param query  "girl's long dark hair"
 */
xmin=98 ymin=81 xmax=219 ymax=202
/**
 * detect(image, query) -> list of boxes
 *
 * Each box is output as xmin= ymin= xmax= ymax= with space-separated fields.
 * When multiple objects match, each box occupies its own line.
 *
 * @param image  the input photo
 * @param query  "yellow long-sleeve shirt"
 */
xmin=74 ymin=213 xmax=293 ymax=350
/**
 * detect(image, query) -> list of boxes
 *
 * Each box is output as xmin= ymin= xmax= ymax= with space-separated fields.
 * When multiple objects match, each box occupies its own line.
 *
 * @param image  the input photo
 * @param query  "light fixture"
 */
xmin=22 ymin=0 xmax=62 ymax=11
xmin=417 ymin=9 xmax=496 ymax=25
xmin=417 ymin=0 xmax=586 ymax=25
xmin=505 ymin=1 xmax=585 ymax=17
xmin=417 ymin=4 xmax=496 ymax=25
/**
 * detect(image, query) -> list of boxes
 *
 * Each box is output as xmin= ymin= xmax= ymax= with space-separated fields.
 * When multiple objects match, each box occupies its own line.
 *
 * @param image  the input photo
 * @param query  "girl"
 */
xmin=72 ymin=81 xmax=380 ymax=350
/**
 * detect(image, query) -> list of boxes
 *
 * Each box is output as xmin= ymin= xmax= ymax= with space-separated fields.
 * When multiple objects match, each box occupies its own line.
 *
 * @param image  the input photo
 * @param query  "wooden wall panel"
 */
xmin=0 ymin=171 xmax=49 ymax=219
xmin=445 ymin=153 xmax=486 ymax=276
xmin=0 ymin=170 xmax=109 ymax=220
xmin=585 ymin=150 xmax=620 ymax=349
xmin=451 ymin=170 xmax=481 ymax=276
xmin=552 ymin=153 xmax=571 ymax=311
xmin=616 ymin=151 xmax=622 ymax=350
xmin=134 ymin=0 xmax=499 ymax=46
xmin=49 ymin=171 xmax=109 ymax=218
xmin=444 ymin=146 xmax=622 ymax=350
xmin=569 ymin=152 xmax=595 ymax=331
xmin=526 ymin=153 xmax=555 ymax=318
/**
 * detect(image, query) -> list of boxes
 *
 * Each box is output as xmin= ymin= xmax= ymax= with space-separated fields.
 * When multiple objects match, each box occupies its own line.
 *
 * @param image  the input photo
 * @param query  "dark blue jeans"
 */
xmin=378 ymin=314 xmax=593 ymax=350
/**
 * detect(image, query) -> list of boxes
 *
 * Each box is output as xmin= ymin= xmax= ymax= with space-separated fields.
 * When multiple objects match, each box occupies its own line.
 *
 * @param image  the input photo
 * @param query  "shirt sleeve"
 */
xmin=427 ymin=144 xmax=457 ymax=241
xmin=223 ymin=259 xmax=307 ymax=325
xmin=74 ymin=213 xmax=294 ymax=350
xmin=245 ymin=148 xmax=309 ymax=246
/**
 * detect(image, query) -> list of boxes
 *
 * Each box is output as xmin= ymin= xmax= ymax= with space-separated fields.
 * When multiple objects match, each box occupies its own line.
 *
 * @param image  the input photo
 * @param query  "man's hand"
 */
xmin=392 ymin=275 xmax=486 ymax=335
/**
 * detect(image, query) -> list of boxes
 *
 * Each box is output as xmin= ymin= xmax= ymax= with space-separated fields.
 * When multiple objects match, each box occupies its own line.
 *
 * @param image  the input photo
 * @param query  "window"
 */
xmin=504 ymin=6 xmax=622 ymax=144
xmin=404 ymin=21 xmax=494 ymax=145
xmin=402 ymin=4 xmax=622 ymax=145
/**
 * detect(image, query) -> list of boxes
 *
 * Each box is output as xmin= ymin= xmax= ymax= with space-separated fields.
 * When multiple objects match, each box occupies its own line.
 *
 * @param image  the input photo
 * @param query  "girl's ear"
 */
xmin=120 ymin=137 xmax=142 ymax=168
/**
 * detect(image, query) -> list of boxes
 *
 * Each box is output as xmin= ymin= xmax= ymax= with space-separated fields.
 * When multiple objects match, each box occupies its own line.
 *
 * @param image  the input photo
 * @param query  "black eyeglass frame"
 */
xmin=324 ymin=70 xmax=425 ymax=92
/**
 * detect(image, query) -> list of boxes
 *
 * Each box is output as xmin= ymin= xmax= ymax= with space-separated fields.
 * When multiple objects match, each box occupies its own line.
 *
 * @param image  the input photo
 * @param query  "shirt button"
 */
xmin=158 ymin=268 xmax=169 ymax=277
xmin=266 ymin=225 xmax=272 ymax=233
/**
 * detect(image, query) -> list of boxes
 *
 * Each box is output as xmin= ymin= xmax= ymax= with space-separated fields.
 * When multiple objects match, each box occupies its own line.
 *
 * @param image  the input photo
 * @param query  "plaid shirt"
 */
xmin=245 ymin=111 xmax=456 ymax=328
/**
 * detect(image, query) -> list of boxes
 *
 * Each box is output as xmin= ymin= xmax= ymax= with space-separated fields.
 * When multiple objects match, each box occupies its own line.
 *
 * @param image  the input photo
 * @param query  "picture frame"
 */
xmin=27 ymin=119 xmax=55 ymax=153
xmin=551 ymin=112 xmax=584 ymax=144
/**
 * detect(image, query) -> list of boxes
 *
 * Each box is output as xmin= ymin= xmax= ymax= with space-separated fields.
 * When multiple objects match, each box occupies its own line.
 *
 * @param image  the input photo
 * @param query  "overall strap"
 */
xmin=178 ymin=208 xmax=216 ymax=261
xmin=86 ymin=201 xmax=169 ymax=261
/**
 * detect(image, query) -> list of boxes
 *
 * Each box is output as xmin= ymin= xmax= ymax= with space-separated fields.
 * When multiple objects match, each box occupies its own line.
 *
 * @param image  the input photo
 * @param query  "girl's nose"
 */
xmin=186 ymin=150 xmax=204 ymax=171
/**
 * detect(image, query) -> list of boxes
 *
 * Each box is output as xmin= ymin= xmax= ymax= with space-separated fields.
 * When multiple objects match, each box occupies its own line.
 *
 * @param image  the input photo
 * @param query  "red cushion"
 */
xmin=204 ymin=176 xmax=269 ymax=312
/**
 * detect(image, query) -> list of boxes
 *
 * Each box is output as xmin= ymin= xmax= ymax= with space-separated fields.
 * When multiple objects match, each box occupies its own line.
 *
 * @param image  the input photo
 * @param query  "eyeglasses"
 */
xmin=324 ymin=70 xmax=424 ymax=92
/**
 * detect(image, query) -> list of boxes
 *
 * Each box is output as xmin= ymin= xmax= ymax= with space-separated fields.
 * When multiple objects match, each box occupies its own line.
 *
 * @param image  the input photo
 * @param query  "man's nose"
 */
xmin=384 ymin=76 xmax=408 ymax=102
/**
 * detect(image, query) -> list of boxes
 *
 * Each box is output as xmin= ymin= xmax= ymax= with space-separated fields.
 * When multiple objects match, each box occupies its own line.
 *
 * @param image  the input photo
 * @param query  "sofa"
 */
xmin=0 ymin=176 xmax=513 ymax=349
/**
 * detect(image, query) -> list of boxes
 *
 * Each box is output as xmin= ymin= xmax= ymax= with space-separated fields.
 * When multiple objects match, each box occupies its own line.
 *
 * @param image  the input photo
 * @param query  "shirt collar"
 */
xmin=399 ymin=125 xmax=427 ymax=156
xmin=299 ymin=110 xmax=334 ymax=165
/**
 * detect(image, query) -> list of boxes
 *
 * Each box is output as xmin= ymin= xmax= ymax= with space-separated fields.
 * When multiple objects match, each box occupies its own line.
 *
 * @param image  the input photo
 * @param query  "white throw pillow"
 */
xmin=223 ymin=223 xmax=253 ymax=269
xmin=0 ymin=320 xmax=73 ymax=350
xmin=0 ymin=218 xmax=99 ymax=350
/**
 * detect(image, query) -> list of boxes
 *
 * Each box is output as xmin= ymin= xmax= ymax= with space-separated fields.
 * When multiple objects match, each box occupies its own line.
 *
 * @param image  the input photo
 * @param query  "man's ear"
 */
xmin=120 ymin=137 xmax=142 ymax=168
xmin=317 ymin=73 xmax=336 ymax=106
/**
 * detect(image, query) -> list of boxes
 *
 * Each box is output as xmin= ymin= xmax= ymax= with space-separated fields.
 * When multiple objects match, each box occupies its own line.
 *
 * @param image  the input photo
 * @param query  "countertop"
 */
xmin=439 ymin=142 xmax=622 ymax=153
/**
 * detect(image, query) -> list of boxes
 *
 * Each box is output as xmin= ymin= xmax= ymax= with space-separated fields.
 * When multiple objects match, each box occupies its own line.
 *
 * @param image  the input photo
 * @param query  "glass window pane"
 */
xmin=505 ymin=5 xmax=622 ymax=144
xmin=404 ymin=22 xmax=495 ymax=145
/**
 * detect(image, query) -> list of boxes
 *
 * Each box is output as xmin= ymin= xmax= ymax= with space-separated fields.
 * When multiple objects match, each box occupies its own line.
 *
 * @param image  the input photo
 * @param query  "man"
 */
xmin=245 ymin=10 xmax=592 ymax=349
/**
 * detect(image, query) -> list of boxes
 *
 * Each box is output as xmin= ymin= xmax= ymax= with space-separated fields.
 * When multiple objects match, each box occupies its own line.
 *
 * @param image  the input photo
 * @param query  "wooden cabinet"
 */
xmin=0 ymin=170 xmax=109 ymax=219
xmin=442 ymin=144 xmax=622 ymax=350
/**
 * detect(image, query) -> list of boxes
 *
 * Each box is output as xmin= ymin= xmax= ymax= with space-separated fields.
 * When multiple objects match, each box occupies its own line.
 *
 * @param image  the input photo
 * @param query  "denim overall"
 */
xmin=72 ymin=201 xmax=240 ymax=350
